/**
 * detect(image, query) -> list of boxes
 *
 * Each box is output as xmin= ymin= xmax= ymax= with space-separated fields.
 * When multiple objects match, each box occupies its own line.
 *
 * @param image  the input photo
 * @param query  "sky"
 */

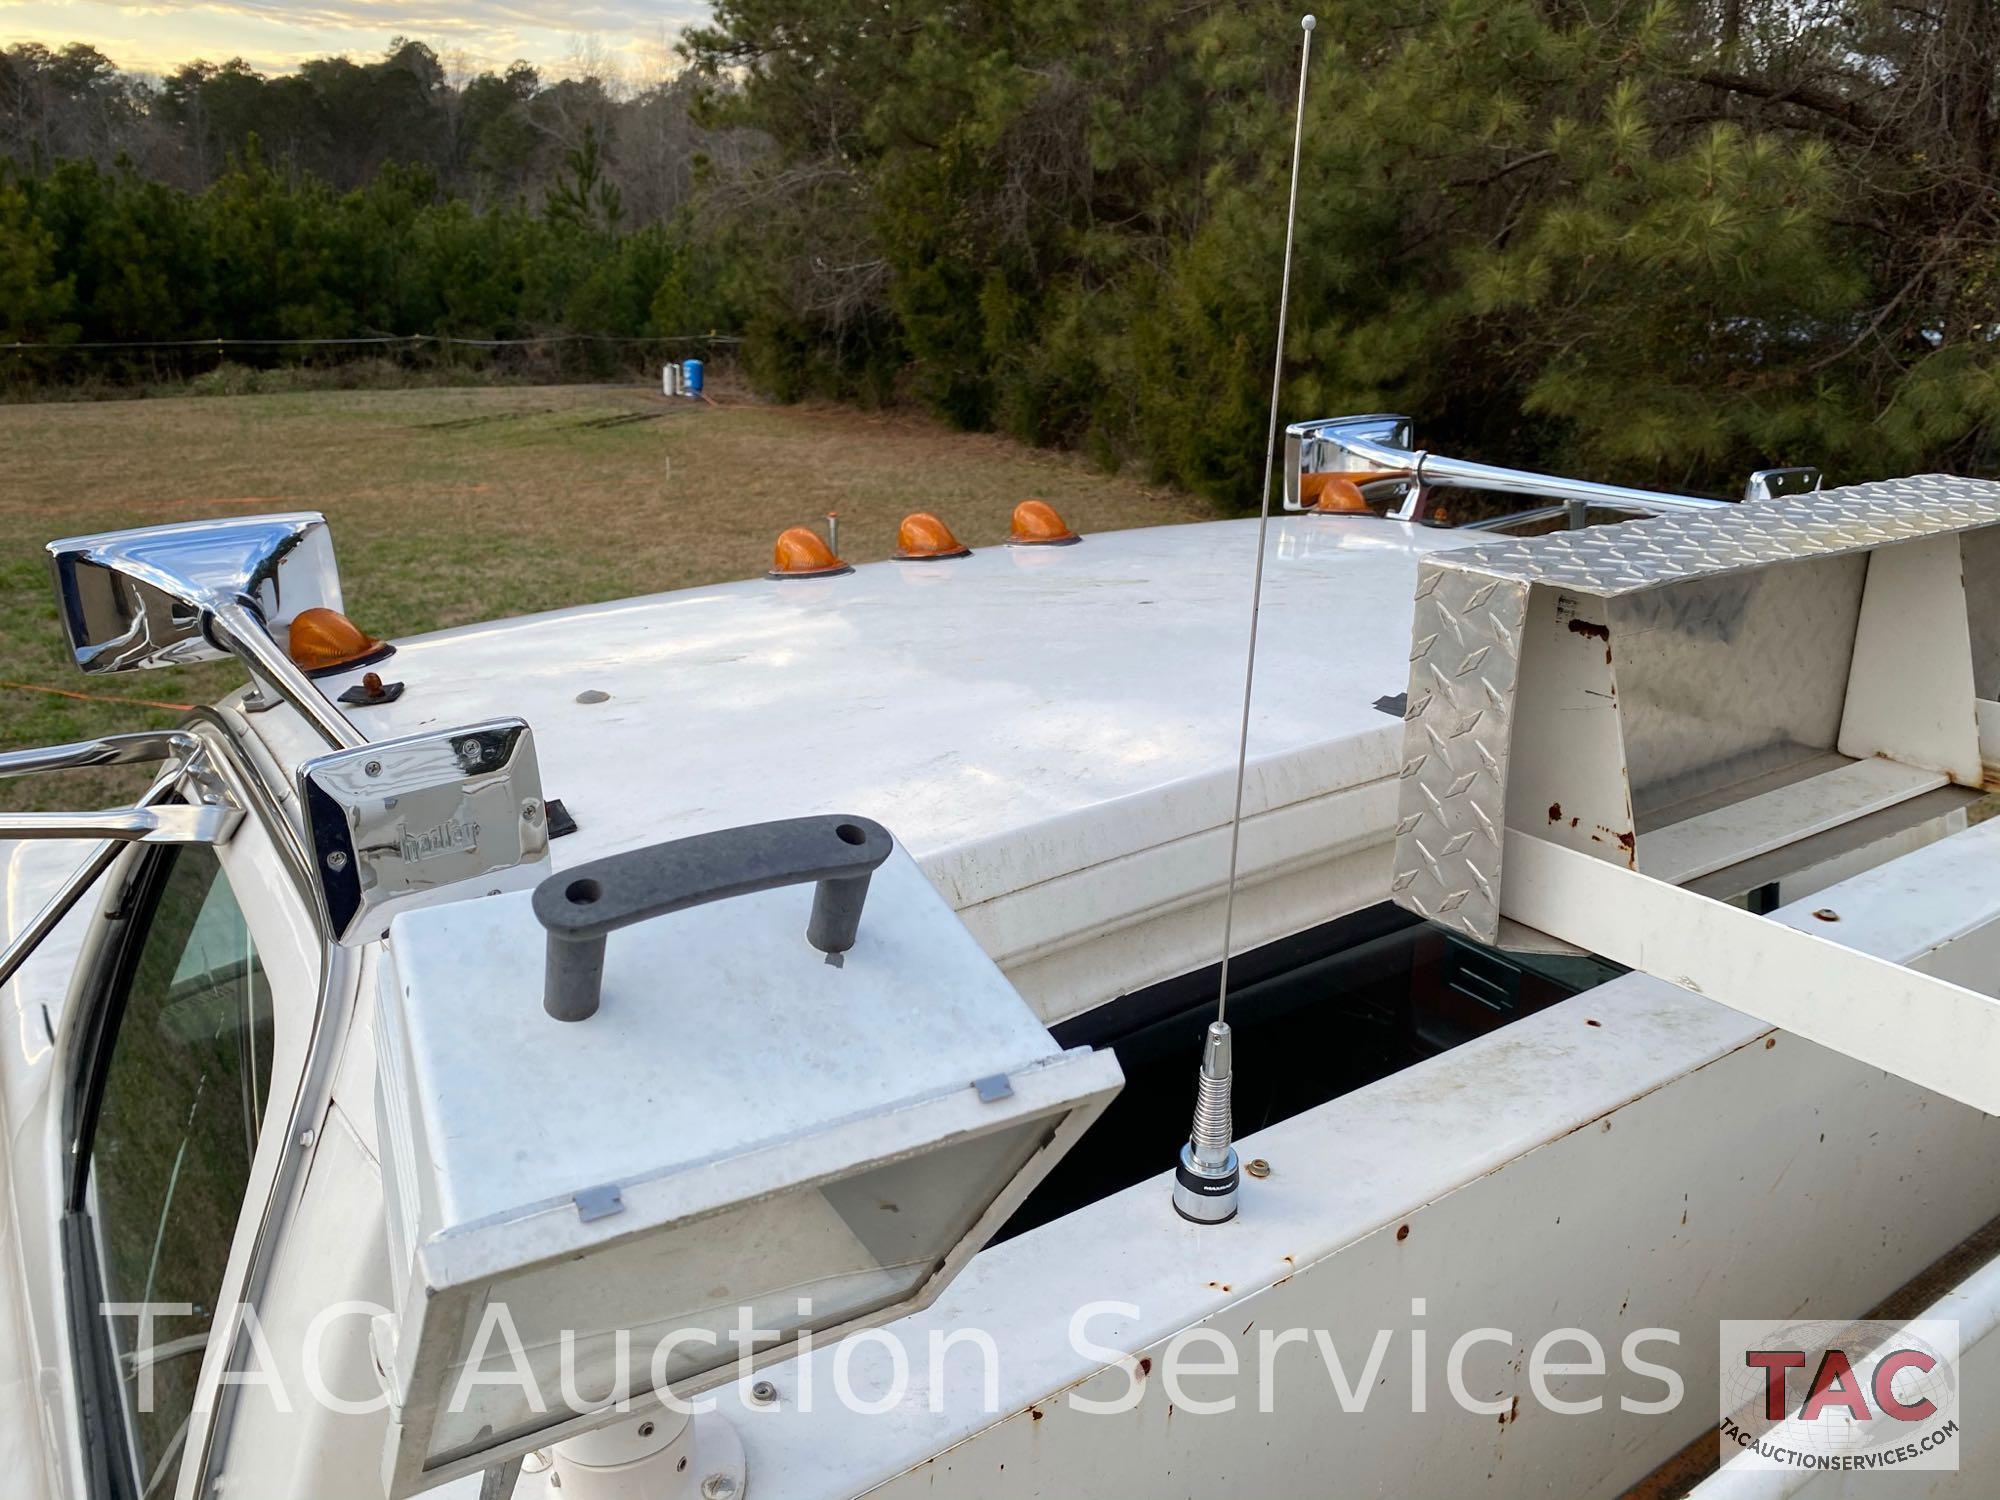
xmin=0 ymin=0 xmax=712 ymax=78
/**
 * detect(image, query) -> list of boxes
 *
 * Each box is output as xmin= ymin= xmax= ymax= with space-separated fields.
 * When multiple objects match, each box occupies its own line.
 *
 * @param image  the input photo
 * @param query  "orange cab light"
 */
xmin=894 ymin=511 xmax=971 ymax=561
xmin=1300 ymin=468 xmax=1413 ymax=513
xmin=769 ymin=525 xmax=852 ymax=579
xmin=288 ymin=606 xmax=393 ymax=677
xmin=1009 ymin=499 xmax=1080 ymax=546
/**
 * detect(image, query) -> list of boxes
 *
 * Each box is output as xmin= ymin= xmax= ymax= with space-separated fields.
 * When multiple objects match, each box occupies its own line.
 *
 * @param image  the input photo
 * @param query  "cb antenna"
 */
xmin=1174 ymin=12 xmax=1316 ymax=1226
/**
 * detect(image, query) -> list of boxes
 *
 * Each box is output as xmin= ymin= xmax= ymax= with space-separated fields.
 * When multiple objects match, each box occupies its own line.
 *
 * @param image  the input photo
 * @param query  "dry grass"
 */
xmin=1 ymin=383 xmax=1218 ymax=811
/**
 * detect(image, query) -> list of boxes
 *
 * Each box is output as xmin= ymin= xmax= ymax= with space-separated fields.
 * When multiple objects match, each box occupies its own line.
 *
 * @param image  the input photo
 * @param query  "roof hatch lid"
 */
xmin=371 ymin=814 xmax=1121 ymax=1496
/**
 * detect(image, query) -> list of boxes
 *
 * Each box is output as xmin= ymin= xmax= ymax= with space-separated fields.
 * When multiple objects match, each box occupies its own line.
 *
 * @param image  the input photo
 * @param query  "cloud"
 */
xmin=0 ymin=0 xmax=711 ymax=75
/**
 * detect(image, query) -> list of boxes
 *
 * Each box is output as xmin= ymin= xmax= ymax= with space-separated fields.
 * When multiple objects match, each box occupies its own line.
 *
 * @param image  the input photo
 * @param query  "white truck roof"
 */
xmin=244 ymin=514 xmax=1479 ymax=1015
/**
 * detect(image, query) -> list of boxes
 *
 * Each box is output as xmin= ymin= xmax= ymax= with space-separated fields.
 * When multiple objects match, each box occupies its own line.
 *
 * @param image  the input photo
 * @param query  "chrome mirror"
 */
xmin=49 ymin=513 xmax=342 ymax=675
xmin=298 ymin=719 xmax=552 ymax=945
xmin=1284 ymin=414 xmax=1418 ymax=514
xmin=48 ymin=514 xmax=364 ymax=752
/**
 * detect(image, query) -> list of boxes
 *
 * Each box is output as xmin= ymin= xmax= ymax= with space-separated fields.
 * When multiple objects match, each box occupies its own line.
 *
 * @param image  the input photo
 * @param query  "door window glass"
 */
xmin=87 ymin=847 xmax=274 ymax=1496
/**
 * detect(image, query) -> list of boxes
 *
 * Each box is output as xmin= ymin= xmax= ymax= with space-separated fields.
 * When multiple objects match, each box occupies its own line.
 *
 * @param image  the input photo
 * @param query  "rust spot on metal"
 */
xmin=1764 ymin=1036 xmax=1776 ymax=1049
xmin=1585 ymin=1018 xmax=1602 ymax=1028
xmin=1569 ymin=816 xmax=1579 ymax=828
xmin=1138 ymin=1357 xmax=1152 ymax=1377
xmin=1547 ymin=801 xmax=1563 ymax=823
xmin=1813 ymin=908 xmax=1840 ymax=922
xmin=1396 ymin=1223 xmax=1410 ymax=1242
xmin=1616 ymin=830 xmax=1635 ymax=853
xmin=1567 ymin=618 xmax=1610 ymax=642
xmin=1030 ymin=1407 xmax=1043 ymax=1422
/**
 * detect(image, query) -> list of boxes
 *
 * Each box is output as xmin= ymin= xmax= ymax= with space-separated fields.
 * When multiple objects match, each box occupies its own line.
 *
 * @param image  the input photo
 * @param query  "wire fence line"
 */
xmin=1 ymin=332 xmax=745 ymax=353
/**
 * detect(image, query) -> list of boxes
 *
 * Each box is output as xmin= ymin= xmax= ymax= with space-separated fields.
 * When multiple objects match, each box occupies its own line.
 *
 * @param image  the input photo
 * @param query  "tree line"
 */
xmin=4 ymin=1 xmax=1998 ymax=503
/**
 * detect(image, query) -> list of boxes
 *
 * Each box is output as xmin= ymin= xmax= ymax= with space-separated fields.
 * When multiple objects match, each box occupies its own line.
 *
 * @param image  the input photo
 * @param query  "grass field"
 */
xmin=1 ymin=383 xmax=1218 ymax=811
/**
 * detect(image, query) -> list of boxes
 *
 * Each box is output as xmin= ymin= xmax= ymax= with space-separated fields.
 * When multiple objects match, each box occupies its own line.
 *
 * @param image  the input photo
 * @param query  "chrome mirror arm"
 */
xmin=1284 ymin=414 xmax=1742 ymax=521
xmin=0 ymin=805 xmax=241 ymax=844
xmin=0 ymin=753 xmax=207 ymax=994
xmin=0 ymin=730 xmax=202 ymax=780
xmin=207 ymin=598 xmax=366 ymax=751
xmin=1346 ymin=433 xmax=1734 ymax=516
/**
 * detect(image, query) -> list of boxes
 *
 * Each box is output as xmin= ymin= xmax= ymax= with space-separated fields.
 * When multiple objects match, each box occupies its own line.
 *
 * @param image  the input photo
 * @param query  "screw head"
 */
xmin=1246 ymin=1158 xmax=1271 ymax=1179
xmin=522 ymin=799 xmax=543 ymax=824
xmin=521 ymin=1451 xmax=551 ymax=1475
xmin=701 ymin=1476 xmax=738 ymax=1500
xmin=750 ymin=1380 xmax=778 ymax=1405
xmin=325 ymin=851 xmax=349 ymax=872
xmin=363 ymin=760 xmax=383 ymax=777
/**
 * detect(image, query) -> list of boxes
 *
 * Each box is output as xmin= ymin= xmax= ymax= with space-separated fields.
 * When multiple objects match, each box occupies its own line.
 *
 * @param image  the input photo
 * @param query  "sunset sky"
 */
xmin=1 ymin=0 xmax=710 ymax=78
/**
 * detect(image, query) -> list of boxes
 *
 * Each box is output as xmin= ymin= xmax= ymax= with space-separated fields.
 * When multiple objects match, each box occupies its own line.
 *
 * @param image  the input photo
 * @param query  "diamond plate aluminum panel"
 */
xmin=1389 ymin=563 xmax=1529 ymax=940
xmin=1392 ymin=473 xmax=2000 ymax=943
xmin=1610 ymin=554 xmax=1868 ymax=822
xmin=1435 ymin=474 xmax=2000 ymax=596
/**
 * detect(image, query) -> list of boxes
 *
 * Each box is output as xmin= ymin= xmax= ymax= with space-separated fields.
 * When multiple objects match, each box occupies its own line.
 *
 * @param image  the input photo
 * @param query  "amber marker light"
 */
xmin=769 ymin=525 xmax=853 ymax=579
xmin=1299 ymin=468 xmax=1413 ymax=513
xmin=288 ymin=606 xmax=395 ymax=677
xmin=1008 ymin=499 xmax=1081 ymax=546
xmin=894 ymin=512 xmax=971 ymax=561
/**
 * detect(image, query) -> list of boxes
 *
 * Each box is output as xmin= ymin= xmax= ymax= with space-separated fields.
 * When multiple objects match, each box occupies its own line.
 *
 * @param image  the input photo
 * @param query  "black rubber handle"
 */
xmin=532 ymin=814 xmax=893 ymax=1021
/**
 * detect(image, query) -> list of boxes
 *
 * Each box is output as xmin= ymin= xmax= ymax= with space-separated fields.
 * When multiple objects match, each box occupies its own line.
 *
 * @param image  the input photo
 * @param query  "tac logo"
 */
xmin=1718 ymin=1319 xmax=1959 ymax=1473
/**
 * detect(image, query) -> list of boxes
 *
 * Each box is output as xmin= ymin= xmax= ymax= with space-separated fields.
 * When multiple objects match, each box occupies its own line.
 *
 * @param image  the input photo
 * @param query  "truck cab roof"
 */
xmin=243 ymin=514 xmax=1481 ymax=1019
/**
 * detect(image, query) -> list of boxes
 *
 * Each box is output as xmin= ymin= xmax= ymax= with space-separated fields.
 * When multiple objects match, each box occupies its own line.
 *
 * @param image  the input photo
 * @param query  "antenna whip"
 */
xmin=1174 ymin=12 xmax=1316 ymax=1227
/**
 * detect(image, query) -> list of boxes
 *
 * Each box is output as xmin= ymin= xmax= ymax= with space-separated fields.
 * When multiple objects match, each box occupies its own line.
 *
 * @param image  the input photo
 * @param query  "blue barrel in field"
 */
xmin=681 ymin=358 xmax=704 ymax=396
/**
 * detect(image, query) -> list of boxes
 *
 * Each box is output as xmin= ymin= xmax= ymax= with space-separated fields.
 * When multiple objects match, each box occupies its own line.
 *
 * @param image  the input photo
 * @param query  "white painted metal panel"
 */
xmin=244 ymin=517 xmax=1475 ymax=1019
xmin=1639 ymin=758 xmax=1944 ymax=886
xmin=1836 ymin=533 xmax=1982 ymax=784
xmin=564 ymin=826 xmax=2000 ymax=1500
xmin=1502 ymin=829 xmax=2000 ymax=1112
